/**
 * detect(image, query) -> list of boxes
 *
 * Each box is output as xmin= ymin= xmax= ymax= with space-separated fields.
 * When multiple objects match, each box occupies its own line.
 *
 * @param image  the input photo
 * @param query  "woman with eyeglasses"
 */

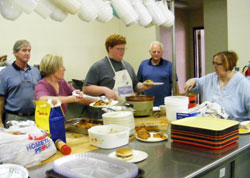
xmin=184 ymin=51 xmax=250 ymax=121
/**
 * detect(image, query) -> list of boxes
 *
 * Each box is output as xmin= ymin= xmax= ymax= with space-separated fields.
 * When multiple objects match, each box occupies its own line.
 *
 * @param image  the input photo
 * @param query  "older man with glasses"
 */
xmin=83 ymin=34 xmax=151 ymax=104
xmin=137 ymin=41 xmax=179 ymax=106
xmin=0 ymin=40 xmax=41 ymax=127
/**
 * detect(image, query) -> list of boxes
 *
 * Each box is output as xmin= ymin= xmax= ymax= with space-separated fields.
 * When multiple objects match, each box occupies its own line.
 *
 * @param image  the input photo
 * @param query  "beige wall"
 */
xmin=203 ymin=0 xmax=250 ymax=72
xmin=227 ymin=0 xmax=250 ymax=69
xmin=0 ymin=14 xmax=156 ymax=81
xmin=204 ymin=0 xmax=228 ymax=74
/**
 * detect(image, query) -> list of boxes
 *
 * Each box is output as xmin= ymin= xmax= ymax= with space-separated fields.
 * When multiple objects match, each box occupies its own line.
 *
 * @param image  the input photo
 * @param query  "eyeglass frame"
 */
xmin=212 ymin=61 xmax=223 ymax=66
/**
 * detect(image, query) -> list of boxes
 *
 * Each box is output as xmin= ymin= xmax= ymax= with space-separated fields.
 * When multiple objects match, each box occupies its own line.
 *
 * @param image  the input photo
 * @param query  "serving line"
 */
xmin=28 ymin=117 xmax=250 ymax=178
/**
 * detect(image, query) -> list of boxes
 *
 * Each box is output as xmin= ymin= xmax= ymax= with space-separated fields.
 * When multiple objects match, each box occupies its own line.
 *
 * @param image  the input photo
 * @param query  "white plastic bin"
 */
xmin=164 ymin=96 xmax=189 ymax=122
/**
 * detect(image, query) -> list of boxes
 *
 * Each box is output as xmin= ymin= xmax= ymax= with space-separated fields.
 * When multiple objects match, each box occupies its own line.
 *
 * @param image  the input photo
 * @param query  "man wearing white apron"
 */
xmin=83 ymin=34 xmax=151 ymax=104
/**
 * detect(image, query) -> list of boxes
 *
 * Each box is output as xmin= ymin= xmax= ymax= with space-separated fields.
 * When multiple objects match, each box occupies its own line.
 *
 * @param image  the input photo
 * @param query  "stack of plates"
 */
xmin=171 ymin=117 xmax=239 ymax=149
xmin=102 ymin=111 xmax=135 ymax=135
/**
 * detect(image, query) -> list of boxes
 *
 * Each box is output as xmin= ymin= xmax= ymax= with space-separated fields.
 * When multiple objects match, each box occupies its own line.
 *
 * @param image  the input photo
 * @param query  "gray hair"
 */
xmin=13 ymin=40 xmax=31 ymax=52
xmin=149 ymin=41 xmax=163 ymax=51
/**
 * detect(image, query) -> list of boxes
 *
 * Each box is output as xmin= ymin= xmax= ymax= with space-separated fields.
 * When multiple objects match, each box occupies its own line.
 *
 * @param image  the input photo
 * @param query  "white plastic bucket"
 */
xmin=164 ymin=96 xmax=189 ymax=122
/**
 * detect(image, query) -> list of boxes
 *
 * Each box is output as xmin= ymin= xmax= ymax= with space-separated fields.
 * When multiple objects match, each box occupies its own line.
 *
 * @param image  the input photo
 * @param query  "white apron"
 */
xmin=107 ymin=57 xmax=134 ymax=103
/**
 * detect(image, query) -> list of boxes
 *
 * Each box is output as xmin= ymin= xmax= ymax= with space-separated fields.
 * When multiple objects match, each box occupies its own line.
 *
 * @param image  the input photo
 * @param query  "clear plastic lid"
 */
xmin=53 ymin=152 xmax=138 ymax=178
xmin=0 ymin=164 xmax=29 ymax=178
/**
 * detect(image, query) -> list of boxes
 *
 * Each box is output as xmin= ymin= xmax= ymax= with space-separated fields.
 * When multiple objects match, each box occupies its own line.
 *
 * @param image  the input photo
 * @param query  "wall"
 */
xmin=0 ymin=13 xmax=156 ymax=81
xmin=227 ymin=0 xmax=250 ymax=70
xmin=160 ymin=9 xmax=189 ymax=93
xmin=203 ymin=0 xmax=228 ymax=74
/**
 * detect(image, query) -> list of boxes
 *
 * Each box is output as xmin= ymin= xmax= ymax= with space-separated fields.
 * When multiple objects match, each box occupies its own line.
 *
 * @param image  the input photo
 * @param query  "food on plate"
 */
xmin=93 ymin=99 xmax=111 ymax=107
xmin=159 ymin=120 xmax=168 ymax=125
xmin=65 ymin=119 xmax=102 ymax=130
xmin=116 ymin=148 xmax=133 ymax=161
xmin=246 ymin=123 xmax=250 ymax=127
xmin=137 ymin=128 xmax=150 ymax=140
xmin=239 ymin=128 xmax=249 ymax=134
xmin=144 ymin=80 xmax=154 ymax=84
xmin=153 ymin=132 xmax=167 ymax=139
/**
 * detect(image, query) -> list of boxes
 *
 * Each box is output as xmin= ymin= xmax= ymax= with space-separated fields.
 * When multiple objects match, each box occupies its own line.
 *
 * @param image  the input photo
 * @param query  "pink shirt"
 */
xmin=34 ymin=78 xmax=75 ymax=113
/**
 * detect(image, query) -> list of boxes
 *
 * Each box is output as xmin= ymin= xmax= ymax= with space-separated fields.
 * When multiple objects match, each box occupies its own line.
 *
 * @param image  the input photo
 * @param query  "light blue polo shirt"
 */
xmin=0 ymin=62 xmax=41 ymax=113
xmin=191 ymin=72 xmax=250 ymax=121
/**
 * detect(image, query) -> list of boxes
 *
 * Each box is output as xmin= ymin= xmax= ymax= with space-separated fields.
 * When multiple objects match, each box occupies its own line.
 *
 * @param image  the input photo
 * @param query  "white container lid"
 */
xmin=53 ymin=152 xmax=138 ymax=178
xmin=0 ymin=164 xmax=29 ymax=178
xmin=165 ymin=96 xmax=189 ymax=105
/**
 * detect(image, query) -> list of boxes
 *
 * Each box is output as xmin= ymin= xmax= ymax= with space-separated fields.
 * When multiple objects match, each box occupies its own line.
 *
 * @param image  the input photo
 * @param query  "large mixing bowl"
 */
xmin=126 ymin=95 xmax=154 ymax=116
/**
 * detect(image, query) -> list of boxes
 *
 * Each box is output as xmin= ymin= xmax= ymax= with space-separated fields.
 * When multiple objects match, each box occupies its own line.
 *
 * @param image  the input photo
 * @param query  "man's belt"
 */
xmin=5 ymin=110 xmax=34 ymax=116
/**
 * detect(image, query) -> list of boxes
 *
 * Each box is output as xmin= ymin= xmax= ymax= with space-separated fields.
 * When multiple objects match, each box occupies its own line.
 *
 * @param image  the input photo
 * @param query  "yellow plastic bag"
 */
xmin=34 ymin=100 xmax=51 ymax=133
xmin=34 ymin=98 xmax=66 ymax=142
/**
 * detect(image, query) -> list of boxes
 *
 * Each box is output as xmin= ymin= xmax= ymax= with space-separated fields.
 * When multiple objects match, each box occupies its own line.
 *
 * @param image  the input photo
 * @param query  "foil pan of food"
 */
xmin=65 ymin=118 xmax=103 ymax=135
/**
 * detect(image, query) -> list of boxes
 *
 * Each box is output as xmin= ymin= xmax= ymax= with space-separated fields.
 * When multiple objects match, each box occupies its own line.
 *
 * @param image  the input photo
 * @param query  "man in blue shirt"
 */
xmin=137 ymin=41 xmax=179 ymax=106
xmin=0 ymin=40 xmax=41 ymax=127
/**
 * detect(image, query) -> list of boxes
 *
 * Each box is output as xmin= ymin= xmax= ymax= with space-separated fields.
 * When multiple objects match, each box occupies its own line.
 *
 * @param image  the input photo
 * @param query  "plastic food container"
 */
xmin=88 ymin=125 xmax=130 ymax=149
xmin=53 ymin=152 xmax=139 ymax=178
xmin=0 ymin=164 xmax=29 ymax=178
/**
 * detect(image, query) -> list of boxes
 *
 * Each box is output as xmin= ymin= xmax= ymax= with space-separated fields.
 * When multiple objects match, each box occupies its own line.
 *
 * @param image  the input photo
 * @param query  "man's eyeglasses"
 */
xmin=212 ymin=61 xmax=223 ymax=66
xmin=115 ymin=47 xmax=126 ymax=52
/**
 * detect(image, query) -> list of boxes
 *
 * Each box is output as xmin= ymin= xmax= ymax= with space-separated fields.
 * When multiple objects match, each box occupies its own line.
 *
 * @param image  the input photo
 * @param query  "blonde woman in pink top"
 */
xmin=34 ymin=54 xmax=93 ymax=113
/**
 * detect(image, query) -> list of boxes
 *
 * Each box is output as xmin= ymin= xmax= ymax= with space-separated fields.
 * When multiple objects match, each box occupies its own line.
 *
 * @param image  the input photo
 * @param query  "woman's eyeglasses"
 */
xmin=212 ymin=61 xmax=223 ymax=66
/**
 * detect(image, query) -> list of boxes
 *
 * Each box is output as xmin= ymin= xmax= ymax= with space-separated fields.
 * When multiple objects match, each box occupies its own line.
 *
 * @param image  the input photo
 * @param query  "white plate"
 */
xmin=109 ymin=150 xmax=148 ymax=163
xmin=0 ymin=164 xmax=29 ymax=178
xmin=239 ymin=121 xmax=250 ymax=135
xmin=89 ymin=100 xmax=118 ymax=108
xmin=143 ymin=82 xmax=164 ymax=86
xmin=136 ymin=132 xmax=168 ymax=142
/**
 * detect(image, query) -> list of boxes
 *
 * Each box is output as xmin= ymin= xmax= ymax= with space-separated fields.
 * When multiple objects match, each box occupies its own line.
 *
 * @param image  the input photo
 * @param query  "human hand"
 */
xmin=0 ymin=122 xmax=4 ymax=128
xmin=143 ymin=84 xmax=153 ymax=90
xmin=72 ymin=90 xmax=84 ymax=98
xmin=184 ymin=79 xmax=196 ymax=93
xmin=104 ymin=88 xmax=118 ymax=100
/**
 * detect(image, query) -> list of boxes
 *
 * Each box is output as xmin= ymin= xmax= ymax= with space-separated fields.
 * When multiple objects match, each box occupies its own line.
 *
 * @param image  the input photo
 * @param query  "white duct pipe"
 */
xmin=7 ymin=0 xmax=38 ymax=14
xmin=92 ymin=0 xmax=113 ymax=23
xmin=78 ymin=0 xmax=98 ymax=22
xmin=51 ymin=0 xmax=81 ymax=15
xmin=50 ymin=7 xmax=68 ymax=22
xmin=112 ymin=0 xmax=138 ymax=26
xmin=159 ymin=0 xmax=174 ymax=28
xmin=144 ymin=0 xmax=167 ymax=26
xmin=34 ymin=0 xmax=55 ymax=19
xmin=0 ymin=0 xmax=22 ymax=21
xmin=131 ymin=0 xmax=152 ymax=27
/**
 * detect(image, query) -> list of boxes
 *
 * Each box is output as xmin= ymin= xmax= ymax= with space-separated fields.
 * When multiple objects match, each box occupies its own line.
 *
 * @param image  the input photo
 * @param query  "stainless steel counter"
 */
xmin=29 ymin=133 xmax=250 ymax=178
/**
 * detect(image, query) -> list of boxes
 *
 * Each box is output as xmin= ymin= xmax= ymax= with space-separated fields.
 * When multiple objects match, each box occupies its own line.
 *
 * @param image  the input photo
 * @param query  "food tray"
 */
xmin=135 ymin=118 xmax=169 ymax=131
xmin=172 ymin=135 xmax=238 ymax=149
xmin=52 ymin=152 xmax=138 ymax=178
xmin=171 ymin=117 xmax=239 ymax=136
xmin=171 ymin=129 xmax=238 ymax=141
xmin=46 ymin=168 xmax=145 ymax=178
xmin=65 ymin=118 xmax=103 ymax=135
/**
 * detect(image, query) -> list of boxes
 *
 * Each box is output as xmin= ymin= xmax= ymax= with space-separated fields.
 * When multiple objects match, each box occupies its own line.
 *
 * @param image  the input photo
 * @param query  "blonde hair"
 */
xmin=40 ymin=54 xmax=63 ymax=76
xmin=213 ymin=51 xmax=238 ymax=71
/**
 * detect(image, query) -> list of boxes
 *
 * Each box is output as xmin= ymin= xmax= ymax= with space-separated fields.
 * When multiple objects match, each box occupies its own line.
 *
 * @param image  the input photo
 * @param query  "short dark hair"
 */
xmin=105 ymin=34 xmax=126 ymax=52
xmin=213 ymin=51 xmax=238 ymax=71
